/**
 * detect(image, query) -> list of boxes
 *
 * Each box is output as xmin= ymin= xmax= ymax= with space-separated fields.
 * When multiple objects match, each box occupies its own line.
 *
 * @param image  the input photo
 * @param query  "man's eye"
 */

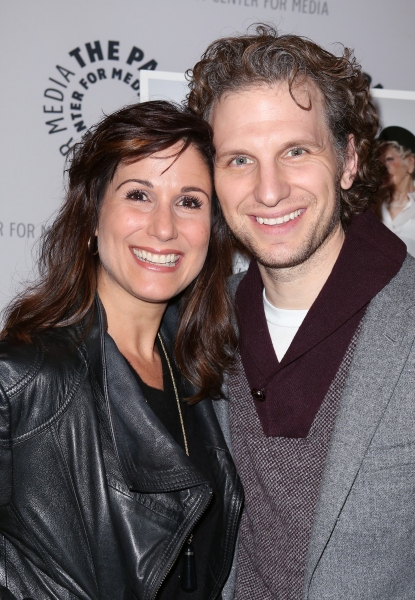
xmin=178 ymin=196 xmax=203 ymax=209
xmin=287 ymin=147 xmax=305 ymax=157
xmin=231 ymin=156 xmax=253 ymax=166
xmin=126 ymin=189 xmax=147 ymax=201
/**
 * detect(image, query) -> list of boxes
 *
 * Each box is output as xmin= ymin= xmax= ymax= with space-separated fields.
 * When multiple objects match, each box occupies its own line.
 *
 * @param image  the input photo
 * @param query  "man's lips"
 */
xmin=254 ymin=208 xmax=303 ymax=225
xmin=131 ymin=247 xmax=181 ymax=267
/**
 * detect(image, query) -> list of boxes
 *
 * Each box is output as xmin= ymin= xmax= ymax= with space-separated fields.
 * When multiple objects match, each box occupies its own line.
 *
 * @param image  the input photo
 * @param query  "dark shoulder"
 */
xmin=0 ymin=327 xmax=88 ymax=436
xmin=0 ymin=327 xmax=86 ymax=396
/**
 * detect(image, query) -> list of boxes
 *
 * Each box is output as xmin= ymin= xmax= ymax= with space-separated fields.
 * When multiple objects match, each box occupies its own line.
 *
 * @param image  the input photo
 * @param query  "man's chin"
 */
xmin=257 ymin=253 xmax=313 ymax=270
xmin=240 ymin=241 xmax=314 ymax=271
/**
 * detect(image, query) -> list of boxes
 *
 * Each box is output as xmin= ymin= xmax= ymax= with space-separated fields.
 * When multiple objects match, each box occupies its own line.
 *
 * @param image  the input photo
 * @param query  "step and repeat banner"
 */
xmin=0 ymin=0 xmax=414 ymax=310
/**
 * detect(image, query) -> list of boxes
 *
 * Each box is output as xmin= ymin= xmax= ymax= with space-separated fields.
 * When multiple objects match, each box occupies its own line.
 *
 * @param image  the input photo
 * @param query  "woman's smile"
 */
xmin=131 ymin=246 xmax=182 ymax=269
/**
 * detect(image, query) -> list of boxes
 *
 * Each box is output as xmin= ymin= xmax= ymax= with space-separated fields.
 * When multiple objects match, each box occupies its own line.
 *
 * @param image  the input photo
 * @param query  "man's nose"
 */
xmin=147 ymin=202 xmax=178 ymax=241
xmin=254 ymin=162 xmax=290 ymax=207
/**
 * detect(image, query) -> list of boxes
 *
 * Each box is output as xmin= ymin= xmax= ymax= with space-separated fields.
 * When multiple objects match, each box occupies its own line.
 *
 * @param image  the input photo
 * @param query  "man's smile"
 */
xmin=255 ymin=209 xmax=304 ymax=226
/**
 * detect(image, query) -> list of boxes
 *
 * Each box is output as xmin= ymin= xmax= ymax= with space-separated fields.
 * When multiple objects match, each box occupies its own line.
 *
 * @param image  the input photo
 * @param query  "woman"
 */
xmin=0 ymin=101 xmax=242 ymax=599
xmin=378 ymin=125 xmax=415 ymax=256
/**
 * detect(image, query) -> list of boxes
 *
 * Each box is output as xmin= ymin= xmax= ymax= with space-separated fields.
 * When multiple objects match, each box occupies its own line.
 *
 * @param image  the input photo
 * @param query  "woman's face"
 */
xmin=380 ymin=145 xmax=414 ymax=189
xmin=96 ymin=142 xmax=212 ymax=308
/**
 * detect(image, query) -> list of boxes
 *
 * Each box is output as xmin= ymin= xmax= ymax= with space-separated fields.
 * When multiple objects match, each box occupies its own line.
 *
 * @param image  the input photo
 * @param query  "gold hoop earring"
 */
xmin=87 ymin=236 xmax=99 ymax=256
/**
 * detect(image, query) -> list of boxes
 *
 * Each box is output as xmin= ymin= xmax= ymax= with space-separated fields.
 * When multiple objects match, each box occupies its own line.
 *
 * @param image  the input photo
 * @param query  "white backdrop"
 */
xmin=0 ymin=0 xmax=414 ymax=310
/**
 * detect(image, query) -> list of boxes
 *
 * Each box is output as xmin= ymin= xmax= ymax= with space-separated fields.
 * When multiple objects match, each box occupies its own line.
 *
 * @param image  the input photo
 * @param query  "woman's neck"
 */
xmin=388 ymin=178 xmax=415 ymax=219
xmin=391 ymin=175 xmax=415 ymax=202
xmin=97 ymin=277 xmax=168 ymax=389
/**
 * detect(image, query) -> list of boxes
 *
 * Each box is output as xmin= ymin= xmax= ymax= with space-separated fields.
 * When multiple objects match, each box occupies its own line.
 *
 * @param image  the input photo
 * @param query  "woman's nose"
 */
xmin=147 ymin=202 xmax=178 ymax=241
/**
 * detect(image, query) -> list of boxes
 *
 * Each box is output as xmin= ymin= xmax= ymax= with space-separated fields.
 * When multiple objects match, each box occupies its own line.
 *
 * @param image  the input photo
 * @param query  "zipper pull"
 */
xmin=181 ymin=535 xmax=197 ymax=592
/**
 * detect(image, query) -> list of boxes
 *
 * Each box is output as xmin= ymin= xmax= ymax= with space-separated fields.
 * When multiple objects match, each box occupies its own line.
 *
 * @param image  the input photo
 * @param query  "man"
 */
xmin=188 ymin=25 xmax=415 ymax=599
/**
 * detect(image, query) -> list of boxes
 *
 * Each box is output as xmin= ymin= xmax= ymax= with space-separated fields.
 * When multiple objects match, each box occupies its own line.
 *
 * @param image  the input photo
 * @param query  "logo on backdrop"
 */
xmin=43 ymin=40 xmax=158 ymax=156
xmin=194 ymin=0 xmax=329 ymax=16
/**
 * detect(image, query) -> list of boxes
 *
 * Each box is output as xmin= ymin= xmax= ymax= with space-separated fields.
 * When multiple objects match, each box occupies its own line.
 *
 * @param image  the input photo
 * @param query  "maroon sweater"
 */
xmin=229 ymin=326 xmax=362 ymax=600
xmin=235 ymin=210 xmax=406 ymax=438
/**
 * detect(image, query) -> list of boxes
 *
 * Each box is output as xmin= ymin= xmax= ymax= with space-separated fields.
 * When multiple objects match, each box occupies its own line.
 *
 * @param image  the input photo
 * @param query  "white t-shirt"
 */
xmin=381 ymin=191 xmax=415 ymax=257
xmin=263 ymin=290 xmax=308 ymax=362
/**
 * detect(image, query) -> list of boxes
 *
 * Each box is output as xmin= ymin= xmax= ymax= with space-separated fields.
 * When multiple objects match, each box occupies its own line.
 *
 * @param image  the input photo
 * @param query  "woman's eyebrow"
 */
xmin=116 ymin=178 xmax=153 ymax=191
xmin=181 ymin=186 xmax=210 ymax=199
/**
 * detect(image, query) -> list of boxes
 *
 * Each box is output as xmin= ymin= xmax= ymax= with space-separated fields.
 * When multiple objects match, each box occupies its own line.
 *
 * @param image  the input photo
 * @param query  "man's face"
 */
xmin=212 ymin=82 xmax=357 ymax=270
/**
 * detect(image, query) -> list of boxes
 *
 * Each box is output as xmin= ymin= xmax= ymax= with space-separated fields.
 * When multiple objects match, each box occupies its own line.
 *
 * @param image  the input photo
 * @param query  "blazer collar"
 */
xmin=303 ymin=255 xmax=415 ymax=594
xmin=83 ymin=296 xmax=207 ymax=494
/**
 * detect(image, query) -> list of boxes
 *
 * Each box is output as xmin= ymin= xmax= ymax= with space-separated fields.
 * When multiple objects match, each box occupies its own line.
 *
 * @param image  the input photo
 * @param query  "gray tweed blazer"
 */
xmin=215 ymin=254 xmax=415 ymax=600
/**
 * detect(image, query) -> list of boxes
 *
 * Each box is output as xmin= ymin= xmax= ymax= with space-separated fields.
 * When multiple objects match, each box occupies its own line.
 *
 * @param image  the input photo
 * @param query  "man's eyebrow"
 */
xmin=284 ymin=138 xmax=324 ymax=149
xmin=215 ymin=149 xmax=251 ymax=160
xmin=215 ymin=139 xmax=325 ymax=160
xmin=116 ymin=179 xmax=153 ymax=191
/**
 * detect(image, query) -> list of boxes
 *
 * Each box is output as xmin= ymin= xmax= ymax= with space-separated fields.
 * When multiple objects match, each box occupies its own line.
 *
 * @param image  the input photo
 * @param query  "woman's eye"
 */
xmin=287 ymin=147 xmax=305 ymax=157
xmin=178 ymin=196 xmax=203 ymax=209
xmin=125 ymin=189 xmax=148 ymax=201
xmin=231 ymin=156 xmax=253 ymax=166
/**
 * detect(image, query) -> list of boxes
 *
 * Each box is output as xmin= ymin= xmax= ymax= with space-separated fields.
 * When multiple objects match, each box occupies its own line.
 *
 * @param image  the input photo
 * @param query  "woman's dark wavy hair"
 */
xmin=1 ymin=101 xmax=237 ymax=403
xmin=187 ymin=24 xmax=382 ymax=224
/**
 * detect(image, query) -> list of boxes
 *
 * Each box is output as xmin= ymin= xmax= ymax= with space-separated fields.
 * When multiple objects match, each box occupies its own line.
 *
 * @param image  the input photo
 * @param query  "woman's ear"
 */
xmin=406 ymin=154 xmax=415 ymax=176
xmin=340 ymin=134 xmax=358 ymax=191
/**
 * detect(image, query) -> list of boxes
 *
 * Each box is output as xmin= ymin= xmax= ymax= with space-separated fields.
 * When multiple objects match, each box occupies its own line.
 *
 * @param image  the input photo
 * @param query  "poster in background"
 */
xmin=371 ymin=89 xmax=415 ymax=134
xmin=0 ymin=0 xmax=414 ymax=310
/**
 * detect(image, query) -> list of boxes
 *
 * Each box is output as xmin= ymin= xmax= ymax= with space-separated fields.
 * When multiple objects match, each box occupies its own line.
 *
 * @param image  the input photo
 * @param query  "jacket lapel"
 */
xmin=303 ymin=256 xmax=415 ymax=596
xmin=104 ymin=332 xmax=206 ymax=493
xmin=84 ymin=297 xmax=206 ymax=494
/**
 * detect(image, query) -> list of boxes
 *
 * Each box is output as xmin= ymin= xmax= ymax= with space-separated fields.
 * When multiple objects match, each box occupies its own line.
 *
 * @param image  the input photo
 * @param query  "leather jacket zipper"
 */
xmin=206 ymin=477 xmax=244 ymax=600
xmin=152 ymin=474 xmax=243 ymax=600
xmin=151 ymin=486 xmax=212 ymax=600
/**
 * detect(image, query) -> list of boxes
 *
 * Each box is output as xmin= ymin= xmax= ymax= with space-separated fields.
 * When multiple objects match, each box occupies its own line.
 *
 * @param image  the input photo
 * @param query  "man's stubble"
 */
xmin=228 ymin=191 xmax=342 ymax=280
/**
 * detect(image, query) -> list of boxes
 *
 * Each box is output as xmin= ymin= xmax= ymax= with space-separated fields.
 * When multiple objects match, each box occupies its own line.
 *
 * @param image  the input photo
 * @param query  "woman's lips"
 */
xmin=131 ymin=247 xmax=181 ymax=268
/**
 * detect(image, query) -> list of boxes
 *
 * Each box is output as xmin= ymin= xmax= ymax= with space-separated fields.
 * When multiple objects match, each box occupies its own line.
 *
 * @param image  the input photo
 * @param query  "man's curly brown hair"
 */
xmin=187 ymin=24 xmax=382 ymax=225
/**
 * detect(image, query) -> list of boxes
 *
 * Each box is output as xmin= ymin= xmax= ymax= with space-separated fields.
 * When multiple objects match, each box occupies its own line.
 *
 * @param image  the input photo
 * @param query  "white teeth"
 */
xmin=132 ymin=248 xmax=179 ymax=267
xmin=256 ymin=209 xmax=302 ymax=226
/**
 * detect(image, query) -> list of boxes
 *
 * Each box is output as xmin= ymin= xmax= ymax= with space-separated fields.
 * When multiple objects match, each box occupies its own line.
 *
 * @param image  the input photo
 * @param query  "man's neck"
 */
xmin=259 ymin=225 xmax=345 ymax=310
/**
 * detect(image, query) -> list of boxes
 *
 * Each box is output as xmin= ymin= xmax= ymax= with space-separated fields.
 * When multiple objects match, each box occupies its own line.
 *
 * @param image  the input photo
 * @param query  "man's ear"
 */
xmin=340 ymin=134 xmax=358 ymax=191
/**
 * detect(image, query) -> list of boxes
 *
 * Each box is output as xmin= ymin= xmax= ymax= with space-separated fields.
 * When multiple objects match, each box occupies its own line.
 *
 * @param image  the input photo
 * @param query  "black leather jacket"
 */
xmin=0 ymin=301 xmax=243 ymax=599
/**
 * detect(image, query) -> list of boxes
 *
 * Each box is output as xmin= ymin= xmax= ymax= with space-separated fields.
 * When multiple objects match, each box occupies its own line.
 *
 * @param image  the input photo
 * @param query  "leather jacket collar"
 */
xmin=83 ymin=297 xmax=208 ymax=494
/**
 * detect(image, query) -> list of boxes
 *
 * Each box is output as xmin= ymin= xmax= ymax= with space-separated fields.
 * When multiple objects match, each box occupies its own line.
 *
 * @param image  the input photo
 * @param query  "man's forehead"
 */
xmin=210 ymin=80 xmax=327 ymax=142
